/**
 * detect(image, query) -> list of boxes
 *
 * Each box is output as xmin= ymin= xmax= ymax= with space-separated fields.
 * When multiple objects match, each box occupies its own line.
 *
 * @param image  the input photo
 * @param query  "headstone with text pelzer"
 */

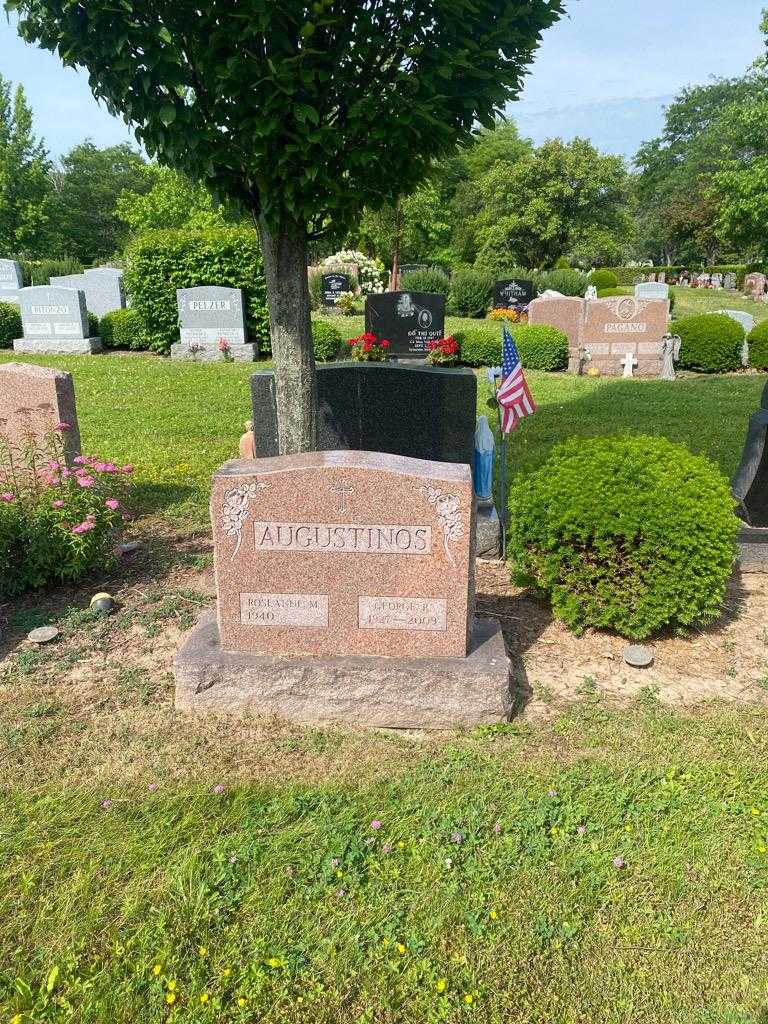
xmin=171 ymin=286 xmax=255 ymax=362
xmin=175 ymin=451 xmax=509 ymax=727
xmin=0 ymin=362 xmax=81 ymax=466
xmin=0 ymin=259 xmax=23 ymax=304
xmin=14 ymin=286 xmax=101 ymax=354
xmin=321 ymin=273 xmax=350 ymax=307
xmin=579 ymin=296 xmax=669 ymax=376
xmin=493 ymin=278 xmax=535 ymax=310
xmin=365 ymin=291 xmax=446 ymax=357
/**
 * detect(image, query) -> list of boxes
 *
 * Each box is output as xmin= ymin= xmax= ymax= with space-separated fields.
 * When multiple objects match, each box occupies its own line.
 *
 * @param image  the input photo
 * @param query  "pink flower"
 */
xmin=101 ymin=799 xmax=113 ymax=810
xmin=51 ymin=500 xmax=64 ymax=509
xmin=73 ymin=456 xmax=86 ymax=465
xmin=105 ymin=498 xmax=120 ymax=510
xmin=72 ymin=521 xmax=95 ymax=534
xmin=371 ymin=820 xmax=382 ymax=831
xmin=77 ymin=476 xmax=95 ymax=489
xmin=55 ymin=422 xmax=71 ymax=432
xmin=1 ymin=492 xmax=14 ymax=502
xmin=148 ymin=783 xmax=158 ymax=793
xmin=493 ymin=821 xmax=502 ymax=835
xmin=121 ymin=465 xmax=134 ymax=474
xmin=212 ymin=784 xmax=225 ymax=795
xmin=613 ymin=857 xmax=626 ymax=870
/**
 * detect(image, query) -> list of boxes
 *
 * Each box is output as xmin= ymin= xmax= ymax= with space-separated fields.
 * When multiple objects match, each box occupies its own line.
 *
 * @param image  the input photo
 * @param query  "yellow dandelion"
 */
xmin=436 ymin=978 xmax=447 ymax=993
xmin=152 ymin=964 xmax=162 ymax=976
xmin=335 ymin=869 xmax=343 ymax=878
xmin=464 ymin=994 xmax=474 ymax=1005
xmin=267 ymin=957 xmax=282 ymax=969
xmin=751 ymin=807 xmax=761 ymax=815
xmin=396 ymin=943 xmax=406 ymax=955
xmin=381 ymin=938 xmax=390 ymax=947
xmin=760 ymin=845 xmax=767 ymax=854
xmin=297 ymin=996 xmax=304 ymax=1004
xmin=398 ymin=841 xmax=405 ymax=849
xmin=167 ymin=980 xmax=177 ymax=992
xmin=489 ymin=910 xmax=499 ymax=920
xmin=200 ymin=992 xmax=210 ymax=1004
xmin=222 ymin=968 xmax=232 ymax=978
xmin=237 ymin=997 xmax=247 ymax=1007
xmin=166 ymin=993 xmax=176 ymax=1005
xmin=199 ymin=946 xmax=209 ymax=957
xmin=12 ymin=1016 xmax=23 ymax=1024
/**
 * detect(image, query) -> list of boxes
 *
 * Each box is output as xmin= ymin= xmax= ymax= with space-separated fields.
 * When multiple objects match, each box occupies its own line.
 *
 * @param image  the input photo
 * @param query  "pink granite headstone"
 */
xmin=528 ymin=296 xmax=584 ymax=350
xmin=744 ymin=273 xmax=767 ymax=300
xmin=580 ymin=297 xmax=669 ymax=377
xmin=0 ymin=362 xmax=81 ymax=468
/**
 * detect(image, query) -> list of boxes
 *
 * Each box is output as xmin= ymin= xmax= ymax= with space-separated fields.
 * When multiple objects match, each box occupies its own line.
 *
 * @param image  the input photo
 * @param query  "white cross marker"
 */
xmin=621 ymin=352 xmax=638 ymax=378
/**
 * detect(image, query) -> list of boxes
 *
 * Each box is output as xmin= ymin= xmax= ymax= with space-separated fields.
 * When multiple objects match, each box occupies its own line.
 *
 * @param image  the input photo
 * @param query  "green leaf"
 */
xmin=159 ymin=103 xmax=176 ymax=126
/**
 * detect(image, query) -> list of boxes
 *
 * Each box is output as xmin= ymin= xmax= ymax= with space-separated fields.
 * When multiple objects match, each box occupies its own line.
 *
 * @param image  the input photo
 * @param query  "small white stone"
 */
xmin=623 ymin=644 xmax=654 ymax=668
xmin=28 ymin=626 xmax=59 ymax=644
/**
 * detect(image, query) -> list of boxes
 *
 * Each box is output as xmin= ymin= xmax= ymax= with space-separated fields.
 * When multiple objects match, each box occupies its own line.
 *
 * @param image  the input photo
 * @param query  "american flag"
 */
xmin=497 ymin=324 xmax=537 ymax=433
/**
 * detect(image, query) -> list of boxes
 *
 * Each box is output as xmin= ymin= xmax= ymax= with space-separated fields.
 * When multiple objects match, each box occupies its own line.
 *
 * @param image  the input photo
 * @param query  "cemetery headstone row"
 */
xmin=49 ymin=267 xmax=126 ymax=318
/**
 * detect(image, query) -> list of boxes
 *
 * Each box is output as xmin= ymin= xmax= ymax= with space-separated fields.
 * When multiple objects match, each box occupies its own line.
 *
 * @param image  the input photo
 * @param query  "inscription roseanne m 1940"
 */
xmin=238 ymin=592 xmax=449 ymax=632
xmin=240 ymin=593 xmax=329 ymax=627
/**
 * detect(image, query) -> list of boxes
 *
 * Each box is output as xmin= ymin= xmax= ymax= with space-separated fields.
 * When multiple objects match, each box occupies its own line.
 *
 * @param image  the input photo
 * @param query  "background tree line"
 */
xmin=0 ymin=7 xmax=766 ymax=272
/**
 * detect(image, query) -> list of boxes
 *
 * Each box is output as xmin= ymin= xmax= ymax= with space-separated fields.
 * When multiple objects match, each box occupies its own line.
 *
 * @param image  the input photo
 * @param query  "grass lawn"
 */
xmin=671 ymin=286 xmax=768 ymax=323
xmin=3 ymin=283 xmax=768 ymax=1023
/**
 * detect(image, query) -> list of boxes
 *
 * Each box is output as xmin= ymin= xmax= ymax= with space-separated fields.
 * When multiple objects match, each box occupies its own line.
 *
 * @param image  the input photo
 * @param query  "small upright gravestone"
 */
xmin=174 ymin=450 xmax=509 ymax=728
xmin=50 ymin=267 xmax=126 ymax=317
xmin=171 ymin=286 xmax=255 ymax=362
xmin=14 ymin=286 xmax=101 ymax=354
xmin=321 ymin=273 xmax=351 ymax=307
xmin=733 ymin=381 xmax=768 ymax=528
xmin=493 ymin=279 xmax=535 ymax=310
xmin=635 ymin=281 xmax=669 ymax=301
xmin=365 ymin=291 xmax=446 ymax=357
xmin=0 ymin=259 xmax=23 ymax=304
xmin=0 ymin=362 xmax=81 ymax=465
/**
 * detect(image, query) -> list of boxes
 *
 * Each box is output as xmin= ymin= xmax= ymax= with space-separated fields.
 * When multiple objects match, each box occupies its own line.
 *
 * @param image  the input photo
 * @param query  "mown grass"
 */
xmin=3 ymin=702 xmax=768 ymax=1023
xmin=1 ymin=349 xmax=763 ymax=527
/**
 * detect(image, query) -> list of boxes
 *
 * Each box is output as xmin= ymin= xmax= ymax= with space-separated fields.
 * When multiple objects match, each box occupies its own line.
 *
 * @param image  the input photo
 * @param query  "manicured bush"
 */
xmin=100 ymin=308 xmax=145 ymax=350
xmin=87 ymin=311 xmax=99 ymax=338
xmin=748 ymin=320 xmax=768 ymax=371
xmin=588 ymin=269 xmax=619 ymax=290
xmin=597 ymin=288 xmax=633 ymax=298
xmin=456 ymin=322 xmax=567 ymax=370
xmin=0 ymin=426 xmax=131 ymax=598
xmin=312 ymin=320 xmax=343 ymax=362
xmin=399 ymin=268 xmax=450 ymax=295
xmin=539 ymin=269 xmax=588 ymax=297
xmin=0 ymin=302 xmax=22 ymax=348
xmin=675 ymin=314 xmax=744 ymax=373
xmin=554 ymin=257 xmax=572 ymax=270
xmin=448 ymin=268 xmax=494 ymax=317
xmin=124 ymin=227 xmax=269 ymax=355
xmin=508 ymin=435 xmax=739 ymax=640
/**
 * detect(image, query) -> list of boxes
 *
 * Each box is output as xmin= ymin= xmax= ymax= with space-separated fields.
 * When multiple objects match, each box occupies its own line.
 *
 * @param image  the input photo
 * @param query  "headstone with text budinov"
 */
xmin=0 ymin=259 xmax=23 ymax=304
xmin=175 ymin=451 xmax=509 ymax=727
xmin=321 ymin=273 xmax=351 ymax=306
xmin=579 ymin=296 xmax=669 ymax=377
xmin=493 ymin=279 xmax=534 ymax=310
xmin=171 ymin=286 xmax=255 ymax=362
xmin=365 ymin=291 xmax=446 ymax=357
xmin=14 ymin=286 xmax=102 ymax=354
xmin=0 ymin=362 xmax=81 ymax=466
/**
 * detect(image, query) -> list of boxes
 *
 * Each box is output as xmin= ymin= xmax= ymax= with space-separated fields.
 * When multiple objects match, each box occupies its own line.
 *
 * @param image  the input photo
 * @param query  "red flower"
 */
xmin=362 ymin=340 xmax=373 ymax=352
xmin=381 ymin=340 xmax=390 ymax=348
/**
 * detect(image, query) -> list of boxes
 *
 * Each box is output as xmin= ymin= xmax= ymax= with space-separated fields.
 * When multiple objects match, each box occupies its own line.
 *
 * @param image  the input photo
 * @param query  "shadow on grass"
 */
xmin=130 ymin=481 xmax=201 ymax=519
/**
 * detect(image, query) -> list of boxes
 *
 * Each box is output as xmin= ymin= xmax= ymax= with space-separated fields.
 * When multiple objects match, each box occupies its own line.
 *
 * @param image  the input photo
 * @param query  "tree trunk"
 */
xmin=258 ymin=215 xmax=317 ymax=455
xmin=390 ymin=199 xmax=402 ymax=291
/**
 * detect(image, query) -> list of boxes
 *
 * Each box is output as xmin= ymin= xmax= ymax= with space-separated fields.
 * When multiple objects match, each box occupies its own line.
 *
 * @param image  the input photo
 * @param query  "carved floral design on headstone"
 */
xmin=419 ymin=484 xmax=464 ymax=565
xmin=221 ymin=481 xmax=266 ymax=559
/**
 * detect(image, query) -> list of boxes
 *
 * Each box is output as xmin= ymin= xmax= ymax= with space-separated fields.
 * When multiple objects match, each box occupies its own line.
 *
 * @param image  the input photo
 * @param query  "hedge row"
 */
xmin=0 ymin=302 xmax=22 ymax=348
xmin=455 ymin=322 xmax=568 ymax=371
xmin=124 ymin=228 xmax=270 ymax=356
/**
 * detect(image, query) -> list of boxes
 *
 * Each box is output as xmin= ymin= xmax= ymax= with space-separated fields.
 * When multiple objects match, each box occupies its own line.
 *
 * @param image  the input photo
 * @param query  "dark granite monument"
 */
xmin=365 ymin=291 xmax=446 ymax=357
xmin=493 ymin=279 xmax=535 ymax=309
xmin=251 ymin=362 xmax=476 ymax=465
xmin=733 ymin=381 xmax=768 ymax=528
xmin=321 ymin=273 xmax=351 ymax=306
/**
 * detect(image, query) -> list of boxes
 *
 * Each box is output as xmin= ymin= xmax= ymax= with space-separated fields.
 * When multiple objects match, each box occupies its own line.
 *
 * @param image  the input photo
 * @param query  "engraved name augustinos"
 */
xmin=252 ymin=521 xmax=432 ymax=555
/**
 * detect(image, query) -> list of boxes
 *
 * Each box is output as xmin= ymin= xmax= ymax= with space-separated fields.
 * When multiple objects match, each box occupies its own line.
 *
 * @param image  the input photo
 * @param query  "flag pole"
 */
xmin=497 ymin=388 xmax=508 ymax=556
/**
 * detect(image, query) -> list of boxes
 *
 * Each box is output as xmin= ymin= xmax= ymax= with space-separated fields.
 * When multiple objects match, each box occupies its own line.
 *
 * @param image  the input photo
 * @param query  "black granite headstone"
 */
xmin=364 ymin=291 xmax=446 ymax=357
xmin=732 ymin=381 xmax=768 ymax=527
xmin=399 ymin=264 xmax=429 ymax=277
xmin=493 ymin=279 xmax=535 ymax=309
xmin=321 ymin=273 xmax=350 ymax=306
xmin=251 ymin=362 xmax=476 ymax=465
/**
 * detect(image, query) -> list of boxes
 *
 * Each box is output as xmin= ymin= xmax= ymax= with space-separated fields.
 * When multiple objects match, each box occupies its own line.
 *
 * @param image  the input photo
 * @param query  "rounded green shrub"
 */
xmin=597 ymin=287 xmax=633 ymax=298
xmin=508 ymin=435 xmax=739 ymax=640
xmin=124 ymin=227 xmax=269 ymax=355
xmin=513 ymin=324 xmax=568 ymax=371
xmin=675 ymin=314 xmax=743 ymax=373
xmin=448 ymin=269 xmax=494 ymax=317
xmin=748 ymin=320 xmax=768 ymax=371
xmin=554 ymin=257 xmax=572 ymax=270
xmin=539 ymin=269 xmax=588 ymax=297
xmin=588 ymin=269 xmax=619 ymax=290
xmin=0 ymin=302 xmax=22 ymax=348
xmin=455 ymin=323 xmax=500 ymax=366
xmin=312 ymin=319 xmax=343 ymax=362
xmin=100 ymin=308 xmax=145 ymax=349
xmin=399 ymin=268 xmax=450 ymax=295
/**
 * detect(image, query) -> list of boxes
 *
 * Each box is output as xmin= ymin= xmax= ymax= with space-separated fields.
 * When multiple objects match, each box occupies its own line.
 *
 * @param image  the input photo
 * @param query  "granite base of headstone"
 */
xmin=475 ymin=498 xmax=502 ymax=559
xmin=14 ymin=286 xmax=102 ymax=354
xmin=732 ymin=381 xmax=768 ymax=529
xmin=737 ymin=525 xmax=768 ymax=574
xmin=174 ymin=451 xmax=510 ymax=728
xmin=171 ymin=285 xmax=255 ymax=362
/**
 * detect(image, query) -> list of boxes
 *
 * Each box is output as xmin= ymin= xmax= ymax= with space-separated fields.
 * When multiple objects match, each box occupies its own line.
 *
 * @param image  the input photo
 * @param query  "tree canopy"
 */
xmin=0 ymin=73 xmax=51 ymax=255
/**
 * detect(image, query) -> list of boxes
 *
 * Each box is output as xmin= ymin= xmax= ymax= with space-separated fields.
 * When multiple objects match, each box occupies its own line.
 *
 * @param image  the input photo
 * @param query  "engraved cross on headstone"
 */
xmin=331 ymin=480 xmax=354 ymax=513
xmin=621 ymin=352 xmax=638 ymax=378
